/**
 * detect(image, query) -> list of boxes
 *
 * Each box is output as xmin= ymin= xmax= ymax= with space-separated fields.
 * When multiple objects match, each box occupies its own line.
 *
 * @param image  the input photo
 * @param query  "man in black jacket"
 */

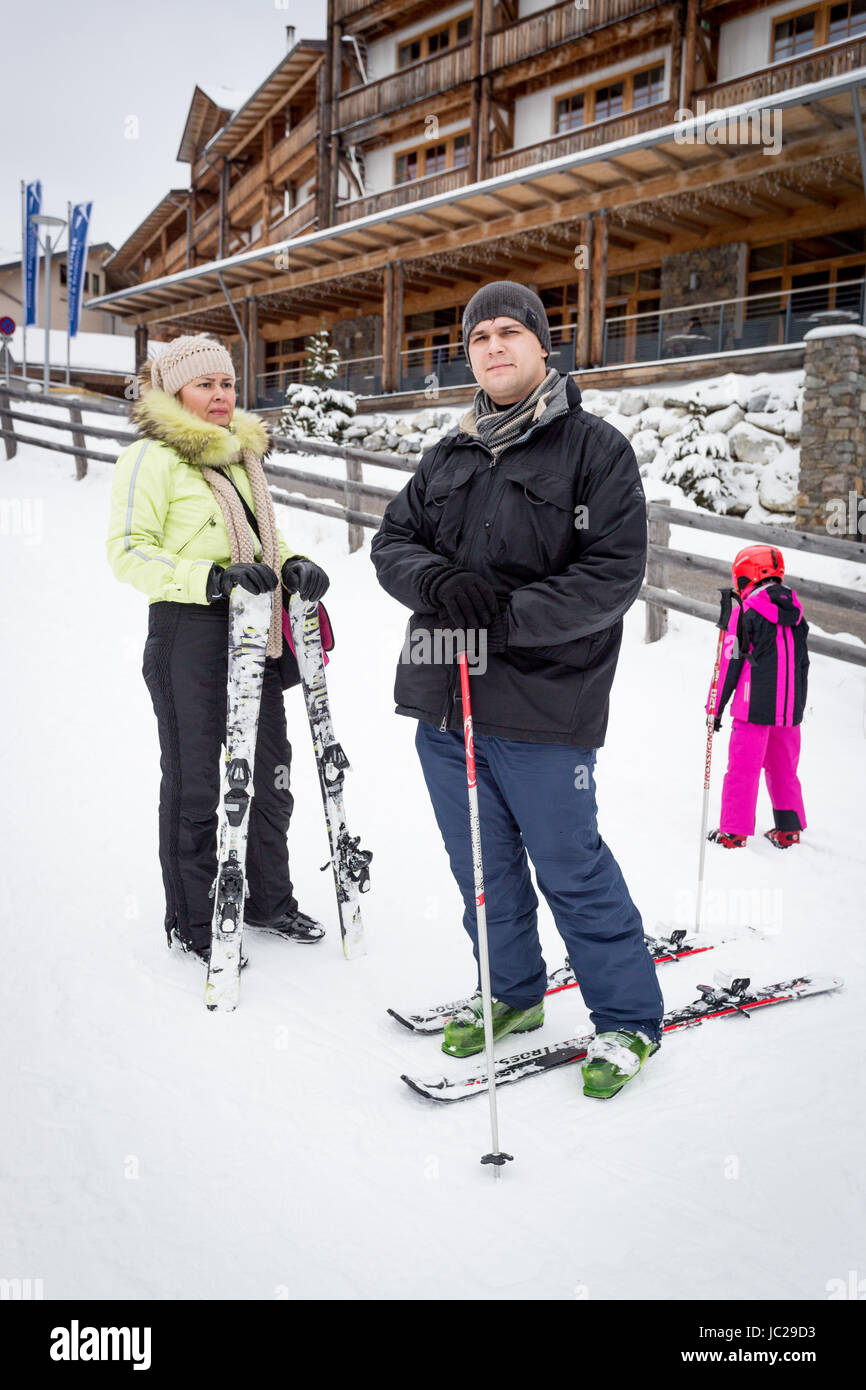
xmin=370 ymin=283 xmax=663 ymax=1099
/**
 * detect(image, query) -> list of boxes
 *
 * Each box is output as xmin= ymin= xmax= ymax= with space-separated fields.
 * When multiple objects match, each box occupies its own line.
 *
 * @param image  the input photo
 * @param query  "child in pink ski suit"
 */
xmin=707 ymin=565 xmax=809 ymax=848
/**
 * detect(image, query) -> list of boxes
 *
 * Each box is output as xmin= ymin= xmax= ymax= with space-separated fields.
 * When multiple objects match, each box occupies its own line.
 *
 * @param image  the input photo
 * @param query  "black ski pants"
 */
xmin=142 ymin=600 xmax=297 ymax=938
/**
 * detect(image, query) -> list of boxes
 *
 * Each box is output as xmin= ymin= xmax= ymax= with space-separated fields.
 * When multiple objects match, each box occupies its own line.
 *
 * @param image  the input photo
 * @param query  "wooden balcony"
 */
xmin=694 ymin=36 xmax=866 ymax=110
xmin=266 ymin=195 xmax=318 ymax=242
xmin=336 ymin=43 xmax=473 ymax=131
xmin=335 ymin=166 xmax=471 ymax=224
xmin=269 ymin=109 xmax=318 ymax=182
xmin=489 ymin=100 xmax=675 ymax=175
xmin=487 ymin=0 xmax=666 ymax=70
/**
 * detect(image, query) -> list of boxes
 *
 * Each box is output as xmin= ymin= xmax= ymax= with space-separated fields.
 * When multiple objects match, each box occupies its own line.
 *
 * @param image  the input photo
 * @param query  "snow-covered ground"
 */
xmin=3 ymin=428 xmax=864 ymax=1302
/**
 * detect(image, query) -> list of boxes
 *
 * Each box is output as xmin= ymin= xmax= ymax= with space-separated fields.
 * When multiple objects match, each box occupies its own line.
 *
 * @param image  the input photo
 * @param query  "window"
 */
xmin=633 ymin=65 xmax=665 ymax=109
xmin=604 ymin=266 xmax=662 ymax=365
xmin=60 ymin=263 xmax=68 ymax=286
xmin=424 ymin=142 xmax=448 ymax=176
xmin=829 ymin=0 xmax=866 ymax=39
xmin=398 ymin=38 xmax=422 ymax=67
xmin=395 ymin=149 xmax=419 ymax=184
xmin=396 ymin=14 xmax=473 ymax=69
xmin=452 ymin=133 xmax=471 ymax=167
xmin=92 ymin=272 xmax=99 ymax=293
xmin=394 ymin=131 xmax=471 ymax=185
xmin=555 ymin=63 xmax=665 ymax=136
xmin=595 ymin=81 xmax=625 ymax=122
xmin=555 ymin=93 xmax=585 ymax=134
xmin=773 ymin=9 xmax=817 ymax=59
xmin=747 ymin=230 xmax=866 ymax=344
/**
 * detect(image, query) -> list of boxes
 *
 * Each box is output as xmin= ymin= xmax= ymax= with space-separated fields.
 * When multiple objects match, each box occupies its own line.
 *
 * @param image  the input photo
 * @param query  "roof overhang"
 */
xmin=102 ymin=192 xmax=191 ymax=271
xmin=86 ymin=67 xmax=866 ymax=324
xmin=201 ymin=40 xmax=326 ymax=163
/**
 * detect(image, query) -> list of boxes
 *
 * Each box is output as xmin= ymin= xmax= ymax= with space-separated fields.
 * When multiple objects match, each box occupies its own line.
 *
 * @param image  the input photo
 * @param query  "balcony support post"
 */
xmin=682 ymin=0 xmax=698 ymax=112
xmin=590 ymin=210 xmax=608 ymax=367
xmin=381 ymin=261 xmax=404 ymax=394
xmin=576 ymin=215 xmax=593 ymax=371
xmin=216 ymin=272 xmax=249 ymax=409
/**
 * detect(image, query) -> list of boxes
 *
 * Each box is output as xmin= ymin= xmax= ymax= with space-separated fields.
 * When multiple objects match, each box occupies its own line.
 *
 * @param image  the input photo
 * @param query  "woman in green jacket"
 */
xmin=107 ymin=334 xmax=329 ymax=962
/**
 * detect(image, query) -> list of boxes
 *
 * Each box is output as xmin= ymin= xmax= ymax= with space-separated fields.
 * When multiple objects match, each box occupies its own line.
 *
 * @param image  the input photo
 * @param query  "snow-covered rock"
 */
xmin=758 ymin=452 xmax=799 ymax=514
xmin=728 ymin=421 xmax=787 ymax=464
xmin=704 ymin=403 xmax=745 ymax=434
xmin=745 ymin=409 xmax=801 ymax=442
xmin=619 ymin=390 xmax=647 ymax=416
xmin=657 ymin=407 xmax=691 ymax=438
xmin=602 ymin=411 xmax=639 ymax=440
xmin=630 ymin=429 xmax=661 ymax=467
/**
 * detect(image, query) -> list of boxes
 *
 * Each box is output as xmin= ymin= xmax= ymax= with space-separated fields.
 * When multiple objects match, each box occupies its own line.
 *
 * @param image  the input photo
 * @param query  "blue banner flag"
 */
xmin=67 ymin=201 xmax=93 ymax=338
xmin=24 ymin=181 xmax=42 ymax=327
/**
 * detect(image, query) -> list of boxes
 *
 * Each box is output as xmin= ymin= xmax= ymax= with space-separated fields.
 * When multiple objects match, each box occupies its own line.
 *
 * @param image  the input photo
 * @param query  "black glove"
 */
xmin=717 ymin=587 xmax=738 ymax=630
xmin=207 ymin=562 xmax=278 ymax=601
xmin=712 ymin=715 xmax=723 ymax=732
xmin=425 ymin=568 xmax=499 ymax=630
xmin=282 ymin=557 xmax=330 ymax=603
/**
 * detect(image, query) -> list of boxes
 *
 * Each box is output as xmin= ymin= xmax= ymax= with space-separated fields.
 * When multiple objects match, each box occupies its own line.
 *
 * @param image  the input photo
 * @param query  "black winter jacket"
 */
xmin=370 ymin=374 xmax=647 ymax=746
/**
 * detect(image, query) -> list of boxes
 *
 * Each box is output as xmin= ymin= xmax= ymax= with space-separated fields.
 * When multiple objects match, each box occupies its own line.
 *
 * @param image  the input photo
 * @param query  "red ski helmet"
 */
xmin=732 ymin=544 xmax=785 ymax=594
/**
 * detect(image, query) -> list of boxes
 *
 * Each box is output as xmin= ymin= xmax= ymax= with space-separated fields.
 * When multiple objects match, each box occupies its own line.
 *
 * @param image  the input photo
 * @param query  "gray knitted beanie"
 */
xmin=462 ymin=282 xmax=551 ymax=363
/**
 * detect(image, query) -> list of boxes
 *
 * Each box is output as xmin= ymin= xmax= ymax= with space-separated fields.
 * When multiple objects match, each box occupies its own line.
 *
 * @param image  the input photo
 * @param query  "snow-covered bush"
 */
xmin=278 ymin=382 xmax=357 ymax=442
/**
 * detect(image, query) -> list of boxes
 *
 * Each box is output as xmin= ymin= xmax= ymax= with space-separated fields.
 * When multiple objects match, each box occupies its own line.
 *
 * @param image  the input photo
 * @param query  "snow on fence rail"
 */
xmin=2 ymin=381 xmax=864 ymax=667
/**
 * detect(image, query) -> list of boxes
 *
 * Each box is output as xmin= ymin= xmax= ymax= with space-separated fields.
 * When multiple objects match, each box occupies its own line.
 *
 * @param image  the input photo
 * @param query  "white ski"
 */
xmin=205 ymin=587 xmax=272 ymax=1012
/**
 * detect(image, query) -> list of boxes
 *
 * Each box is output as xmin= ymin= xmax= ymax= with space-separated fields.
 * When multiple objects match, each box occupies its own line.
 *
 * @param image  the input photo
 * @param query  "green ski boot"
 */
xmin=442 ymin=995 xmax=545 ymax=1058
xmin=581 ymin=1029 xmax=660 ymax=1099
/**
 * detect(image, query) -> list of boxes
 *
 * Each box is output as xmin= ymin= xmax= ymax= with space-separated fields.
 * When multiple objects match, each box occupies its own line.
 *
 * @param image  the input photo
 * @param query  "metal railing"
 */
xmin=603 ymin=277 xmax=866 ymax=367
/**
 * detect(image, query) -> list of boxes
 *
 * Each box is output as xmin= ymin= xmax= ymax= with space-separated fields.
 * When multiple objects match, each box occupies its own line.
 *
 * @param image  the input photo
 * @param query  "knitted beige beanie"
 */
xmin=150 ymin=335 xmax=235 ymax=396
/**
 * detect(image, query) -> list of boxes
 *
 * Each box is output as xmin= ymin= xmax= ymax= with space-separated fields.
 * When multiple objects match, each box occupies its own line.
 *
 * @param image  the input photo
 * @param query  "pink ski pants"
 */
xmin=720 ymin=719 xmax=806 ymax=837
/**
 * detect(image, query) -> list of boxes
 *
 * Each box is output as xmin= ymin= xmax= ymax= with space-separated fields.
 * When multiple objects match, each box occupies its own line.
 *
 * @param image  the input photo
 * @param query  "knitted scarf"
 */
xmin=472 ymin=365 xmax=561 ymax=461
xmin=130 ymin=387 xmax=283 ymax=657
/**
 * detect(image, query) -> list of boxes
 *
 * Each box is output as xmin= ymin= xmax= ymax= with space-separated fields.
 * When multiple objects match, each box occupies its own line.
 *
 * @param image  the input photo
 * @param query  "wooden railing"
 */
xmin=225 ymin=113 xmax=318 ymax=220
xmin=266 ymin=195 xmax=318 ymax=242
xmin=693 ymin=36 xmax=866 ymax=110
xmin=269 ymin=110 xmax=318 ymax=182
xmin=3 ymin=379 xmax=865 ymax=659
xmin=336 ymin=44 xmax=473 ymax=130
xmin=336 ymin=167 xmax=471 ymax=223
xmin=487 ymin=0 xmax=666 ymax=70
xmin=644 ymin=500 xmax=866 ymax=659
xmin=489 ymin=100 xmax=675 ymax=175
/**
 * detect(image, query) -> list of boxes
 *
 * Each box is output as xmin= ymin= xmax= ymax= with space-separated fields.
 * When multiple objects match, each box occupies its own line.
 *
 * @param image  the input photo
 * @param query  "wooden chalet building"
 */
xmin=89 ymin=4 xmax=866 ymax=405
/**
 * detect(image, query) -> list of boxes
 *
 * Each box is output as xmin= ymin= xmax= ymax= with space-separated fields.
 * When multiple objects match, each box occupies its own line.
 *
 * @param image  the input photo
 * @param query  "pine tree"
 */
xmin=304 ymin=330 xmax=341 ymax=386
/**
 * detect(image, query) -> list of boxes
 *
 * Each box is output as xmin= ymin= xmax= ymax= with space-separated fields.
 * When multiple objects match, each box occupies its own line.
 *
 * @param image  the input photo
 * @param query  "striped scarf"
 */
xmin=473 ymin=366 xmax=561 ymax=461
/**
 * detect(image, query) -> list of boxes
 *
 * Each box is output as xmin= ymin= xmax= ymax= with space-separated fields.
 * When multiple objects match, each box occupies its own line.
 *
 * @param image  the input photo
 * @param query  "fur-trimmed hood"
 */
xmin=130 ymin=363 xmax=272 ymax=466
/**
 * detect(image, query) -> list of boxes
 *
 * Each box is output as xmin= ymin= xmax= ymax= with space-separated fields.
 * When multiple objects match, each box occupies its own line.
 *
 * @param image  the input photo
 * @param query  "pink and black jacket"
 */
xmin=708 ymin=581 xmax=809 ymax=726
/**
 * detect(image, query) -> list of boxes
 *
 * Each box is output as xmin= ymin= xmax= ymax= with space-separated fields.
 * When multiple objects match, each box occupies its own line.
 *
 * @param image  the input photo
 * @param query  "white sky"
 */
xmin=0 ymin=0 xmax=326 ymax=264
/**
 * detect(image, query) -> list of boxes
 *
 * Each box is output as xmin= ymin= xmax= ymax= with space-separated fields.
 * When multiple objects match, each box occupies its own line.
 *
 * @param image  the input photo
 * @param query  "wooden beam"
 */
xmin=590 ymin=211 xmax=608 ymax=367
xmin=576 ymin=216 xmax=592 ymax=371
xmin=808 ymin=100 xmax=847 ymax=130
xmin=682 ymin=0 xmax=699 ymax=111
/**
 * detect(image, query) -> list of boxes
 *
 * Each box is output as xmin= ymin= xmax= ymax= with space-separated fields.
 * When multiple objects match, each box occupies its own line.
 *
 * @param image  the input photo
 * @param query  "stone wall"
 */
xmin=331 ymin=313 xmax=380 ymax=364
xmin=660 ymin=242 xmax=747 ymax=351
xmin=797 ymin=326 xmax=866 ymax=537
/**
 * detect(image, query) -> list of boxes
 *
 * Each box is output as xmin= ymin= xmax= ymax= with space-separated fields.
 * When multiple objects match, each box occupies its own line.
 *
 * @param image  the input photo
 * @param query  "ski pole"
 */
xmin=696 ymin=622 xmax=726 ymax=934
xmin=456 ymin=639 xmax=513 ymax=1178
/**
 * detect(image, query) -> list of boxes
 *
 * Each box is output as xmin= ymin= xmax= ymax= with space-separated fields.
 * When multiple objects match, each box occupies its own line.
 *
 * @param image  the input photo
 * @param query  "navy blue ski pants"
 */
xmin=415 ymin=722 xmax=664 ymax=1040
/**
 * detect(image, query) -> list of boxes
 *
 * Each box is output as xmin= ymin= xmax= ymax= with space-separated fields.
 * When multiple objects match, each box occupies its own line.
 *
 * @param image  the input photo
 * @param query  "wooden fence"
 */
xmin=3 ymin=380 xmax=865 ymax=667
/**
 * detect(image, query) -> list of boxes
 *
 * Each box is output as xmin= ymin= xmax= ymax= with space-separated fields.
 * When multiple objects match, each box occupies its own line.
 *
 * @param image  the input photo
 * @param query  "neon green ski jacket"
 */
xmin=107 ymin=387 xmax=297 ymax=605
